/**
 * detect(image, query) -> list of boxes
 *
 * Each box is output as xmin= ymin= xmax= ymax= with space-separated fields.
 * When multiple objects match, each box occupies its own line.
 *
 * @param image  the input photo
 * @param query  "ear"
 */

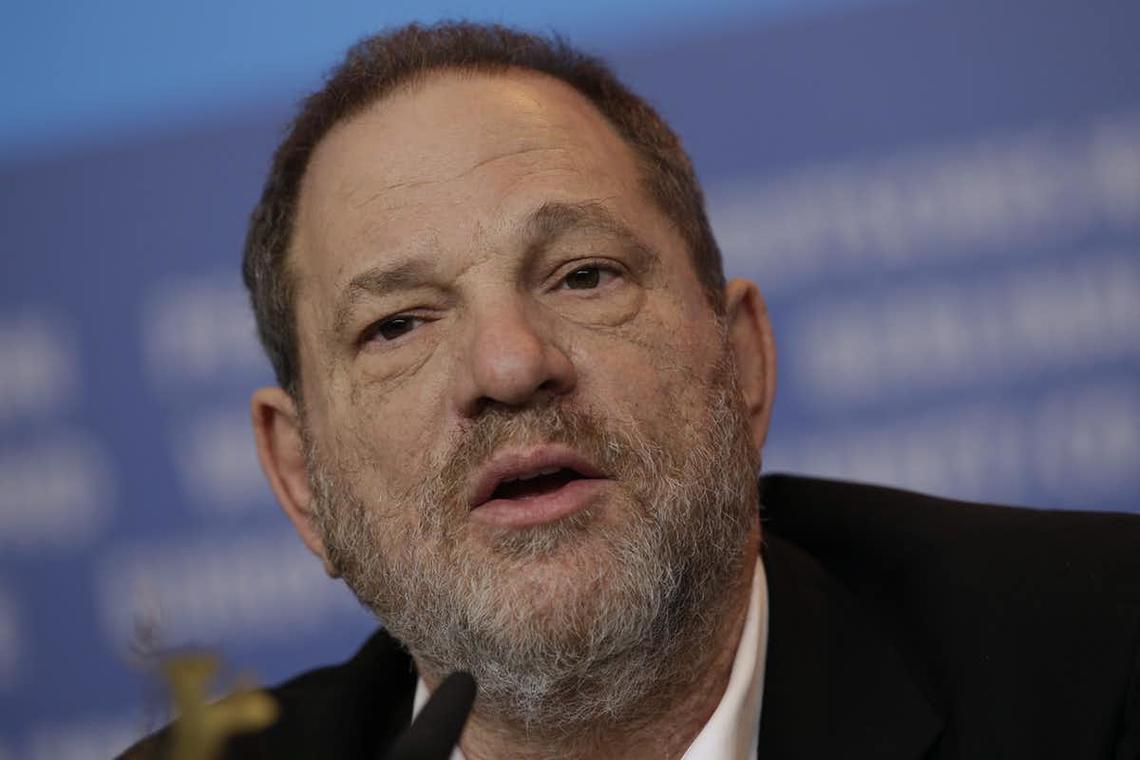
xmin=250 ymin=387 xmax=339 ymax=577
xmin=723 ymin=279 xmax=777 ymax=452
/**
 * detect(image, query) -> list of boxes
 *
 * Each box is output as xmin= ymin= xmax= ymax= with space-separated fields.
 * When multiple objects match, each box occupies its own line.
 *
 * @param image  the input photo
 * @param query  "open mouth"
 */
xmin=467 ymin=447 xmax=609 ymax=527
xmin=488 ymin=467 xmax=588 ymax=502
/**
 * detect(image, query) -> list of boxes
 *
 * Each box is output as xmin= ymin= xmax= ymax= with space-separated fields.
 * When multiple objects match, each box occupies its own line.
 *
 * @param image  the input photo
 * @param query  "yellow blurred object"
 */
xmin=162 ymin=653 xmax=279 ymax=760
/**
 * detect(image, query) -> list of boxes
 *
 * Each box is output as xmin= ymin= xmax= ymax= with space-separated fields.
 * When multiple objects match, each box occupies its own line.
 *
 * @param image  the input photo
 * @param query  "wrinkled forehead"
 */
xmin=290 ymin=68 xmax=650 ymax=281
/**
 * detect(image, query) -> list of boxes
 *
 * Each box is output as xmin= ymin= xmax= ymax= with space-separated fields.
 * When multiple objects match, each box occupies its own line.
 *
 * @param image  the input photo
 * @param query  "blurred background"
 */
xmin=1 ymin=0 xmax=1138 ymax=755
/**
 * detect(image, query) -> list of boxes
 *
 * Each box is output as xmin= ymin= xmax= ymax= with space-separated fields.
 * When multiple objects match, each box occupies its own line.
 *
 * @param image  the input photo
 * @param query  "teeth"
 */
xmin=502 ymin=466 xmax=562 ymax=484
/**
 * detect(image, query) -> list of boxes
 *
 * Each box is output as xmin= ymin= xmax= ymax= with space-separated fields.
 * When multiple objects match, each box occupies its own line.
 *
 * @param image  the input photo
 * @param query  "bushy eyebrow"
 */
xmin=524 ymin=200 xmax=659 ymax=275
xmin=331 ymin=200 xmax=659 ymax=335
xmin=333 ymin=258 xmax=435 ymax=334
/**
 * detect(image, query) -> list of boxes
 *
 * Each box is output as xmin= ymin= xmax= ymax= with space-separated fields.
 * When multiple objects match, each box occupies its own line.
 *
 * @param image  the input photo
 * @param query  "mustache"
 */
xmin=304 ymin=400 xmax=647 ymax=537
xmin=415 ymin=402 xmax=650 ymax=521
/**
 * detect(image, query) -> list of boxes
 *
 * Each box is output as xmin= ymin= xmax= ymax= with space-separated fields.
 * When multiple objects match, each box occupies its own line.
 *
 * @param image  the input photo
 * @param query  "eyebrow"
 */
xmin=524 ymin=200 xmax=659 ymax=274
xmin=331 ymin=200 xmax=659 ymax=335
xmin=333 ymin=258 xmax=436 ymax=334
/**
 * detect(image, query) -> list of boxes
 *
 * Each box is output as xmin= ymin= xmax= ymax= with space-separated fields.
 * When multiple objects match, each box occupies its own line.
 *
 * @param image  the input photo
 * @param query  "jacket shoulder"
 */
xmin=761 ymin=473 xmax=1140 ymax=599
xmin=760 ymin=473 xmax=1140 ymax=759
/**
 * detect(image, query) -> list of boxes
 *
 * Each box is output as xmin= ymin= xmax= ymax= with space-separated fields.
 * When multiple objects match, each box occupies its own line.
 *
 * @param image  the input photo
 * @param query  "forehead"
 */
xmin=291 ymin=68 xmax=659 ymax=288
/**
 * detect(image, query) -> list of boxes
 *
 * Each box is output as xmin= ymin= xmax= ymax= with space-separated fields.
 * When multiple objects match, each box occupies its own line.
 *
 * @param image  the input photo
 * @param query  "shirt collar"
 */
xmin=681 ymin=559 xmax=768 ymax=759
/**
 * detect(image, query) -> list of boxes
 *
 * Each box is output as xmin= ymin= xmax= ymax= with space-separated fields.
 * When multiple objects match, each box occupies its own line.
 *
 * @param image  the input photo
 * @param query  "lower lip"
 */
xmin=470 ymin=478 xmax=610 ymax=528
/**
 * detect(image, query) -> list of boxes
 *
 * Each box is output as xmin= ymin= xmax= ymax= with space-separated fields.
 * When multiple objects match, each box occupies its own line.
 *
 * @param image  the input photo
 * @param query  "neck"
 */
xmin=421 ymin=521 xmax=761 ymax=760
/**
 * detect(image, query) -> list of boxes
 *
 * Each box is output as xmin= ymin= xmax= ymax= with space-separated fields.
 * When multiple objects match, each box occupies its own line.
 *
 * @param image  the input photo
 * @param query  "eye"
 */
xmin=559 ymin=264 xmax=617 ymax=291
xmin=364 ymin=315 xmax=422 ymax=343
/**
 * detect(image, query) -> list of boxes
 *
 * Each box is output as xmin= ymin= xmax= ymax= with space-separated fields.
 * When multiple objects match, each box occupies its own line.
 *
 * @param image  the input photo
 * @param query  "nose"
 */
xmin=454 ymin=297 xmax=577 ymax=417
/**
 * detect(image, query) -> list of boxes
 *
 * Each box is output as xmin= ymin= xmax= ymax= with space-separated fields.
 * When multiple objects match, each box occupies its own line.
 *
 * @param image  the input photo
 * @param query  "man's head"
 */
xmin=248 ymin=22 xmax=777 ymax=734
xmin=243 ymin=22 xmax=727 ymax=401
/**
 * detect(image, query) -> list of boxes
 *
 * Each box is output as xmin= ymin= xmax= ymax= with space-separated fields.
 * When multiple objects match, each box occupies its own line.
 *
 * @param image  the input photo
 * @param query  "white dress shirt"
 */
xmin=413 ymin=560 xmax=769 ymax=759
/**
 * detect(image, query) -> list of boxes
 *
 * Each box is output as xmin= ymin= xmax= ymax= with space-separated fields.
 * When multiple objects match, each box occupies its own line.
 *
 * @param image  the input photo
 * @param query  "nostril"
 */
xmin=537 ymin=377 xmax=564 ymax=394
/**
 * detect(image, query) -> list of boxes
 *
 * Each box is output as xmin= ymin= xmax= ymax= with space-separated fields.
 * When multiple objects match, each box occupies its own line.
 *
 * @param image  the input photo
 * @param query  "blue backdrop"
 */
xmin=1 ymin=0 xmax=1137 ymax=755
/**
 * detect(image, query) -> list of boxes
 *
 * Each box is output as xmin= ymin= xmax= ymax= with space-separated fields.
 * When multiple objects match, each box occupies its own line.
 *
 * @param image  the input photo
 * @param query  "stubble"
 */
xmin=303 ymin=344 xmax=759 ymax=735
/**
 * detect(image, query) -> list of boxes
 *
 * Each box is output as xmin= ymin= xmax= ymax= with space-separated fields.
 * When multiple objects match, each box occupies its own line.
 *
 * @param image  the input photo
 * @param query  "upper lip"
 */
xmin=468 ymin=444 xmax=606 ymax=509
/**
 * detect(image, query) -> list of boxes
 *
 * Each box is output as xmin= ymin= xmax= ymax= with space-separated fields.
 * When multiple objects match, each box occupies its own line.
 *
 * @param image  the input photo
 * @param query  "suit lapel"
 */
xmin=757 ymin=535 xmax=943 ymax=759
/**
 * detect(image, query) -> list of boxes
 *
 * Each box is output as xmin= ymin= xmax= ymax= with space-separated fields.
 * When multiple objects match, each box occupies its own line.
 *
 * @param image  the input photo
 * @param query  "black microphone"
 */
xmin=382 ymin=671 xmax=477 ymax=760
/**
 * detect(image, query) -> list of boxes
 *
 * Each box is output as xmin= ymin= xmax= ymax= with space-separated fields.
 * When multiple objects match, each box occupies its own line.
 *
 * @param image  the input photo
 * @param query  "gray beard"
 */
xmin=304 ymin=350 xmax=759 ymax=736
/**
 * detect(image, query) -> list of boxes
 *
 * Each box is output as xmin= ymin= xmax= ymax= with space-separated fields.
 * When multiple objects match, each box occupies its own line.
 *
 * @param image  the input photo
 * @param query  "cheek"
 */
xmin=353 ymin=326 xmax=441 ymax=391
xmin=320 ymin=376 xmax=445 ymax=489
xmin=576 ymin=302 xmax=721 ymax=430
xmin=551 ymin=279 xmax=646 ymax=329
xmin=634 ymin=294 xmax=722 ymax=374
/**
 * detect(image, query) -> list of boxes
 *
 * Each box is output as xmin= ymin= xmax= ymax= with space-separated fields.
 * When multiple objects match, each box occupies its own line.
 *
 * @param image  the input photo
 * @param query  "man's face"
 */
xmin=276 ymin=69 xmax=768 ymax=727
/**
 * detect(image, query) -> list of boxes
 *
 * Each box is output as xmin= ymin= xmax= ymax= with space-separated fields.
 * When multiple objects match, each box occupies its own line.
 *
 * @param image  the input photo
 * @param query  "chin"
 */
xmin=464 ymin=518 xmax=635 ymax=614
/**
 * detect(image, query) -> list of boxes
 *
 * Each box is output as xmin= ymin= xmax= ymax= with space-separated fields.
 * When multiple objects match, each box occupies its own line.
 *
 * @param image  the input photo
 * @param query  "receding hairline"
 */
xmin=298 ymin=64 xmax=643 ymax=206
xmin=282 ymin=63 xmax=688 ymax=316
xmin=244 ymin=23 xmax=728 ymax=399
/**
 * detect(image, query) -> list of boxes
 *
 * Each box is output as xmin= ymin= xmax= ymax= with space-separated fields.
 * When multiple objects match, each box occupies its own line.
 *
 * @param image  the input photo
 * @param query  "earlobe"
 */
xmin=723 ymin=279 xmax=778 ymax=452
xmin=250 ymin=387 xmax=339 ymax=577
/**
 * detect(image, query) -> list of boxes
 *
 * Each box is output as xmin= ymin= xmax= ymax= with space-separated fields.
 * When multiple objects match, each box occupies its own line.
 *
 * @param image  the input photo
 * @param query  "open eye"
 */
xmin=363 ymin=315 xmax=422 ymax=343
xmin=559 ymin=264 xmax=618 ymax=291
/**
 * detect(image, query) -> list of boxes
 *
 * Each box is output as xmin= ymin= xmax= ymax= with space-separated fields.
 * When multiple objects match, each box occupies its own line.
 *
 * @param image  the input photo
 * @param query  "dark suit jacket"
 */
xmin=126 ymin=475 xmax=1140 ymax=759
